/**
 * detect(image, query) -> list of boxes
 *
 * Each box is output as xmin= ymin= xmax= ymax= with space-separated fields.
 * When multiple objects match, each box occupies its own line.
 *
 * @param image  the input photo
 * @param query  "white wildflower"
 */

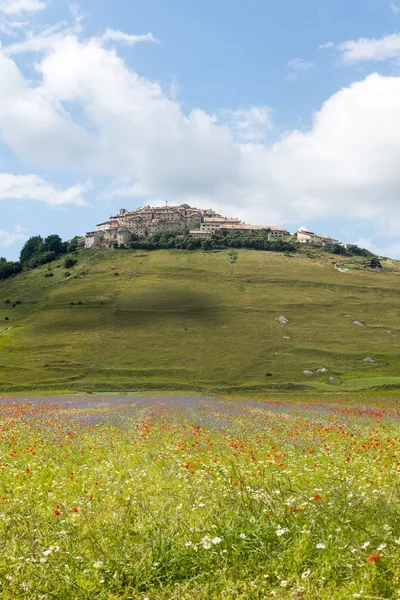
xmin=316 ymin=543 xmax=326 ymax=549
xmin=211 ymin=537 xmax=222 ymax=545
xmin=377 ymin=543 xmax=386 ymax=551
xmin=201 ymin=536 xmax=212 ymax=549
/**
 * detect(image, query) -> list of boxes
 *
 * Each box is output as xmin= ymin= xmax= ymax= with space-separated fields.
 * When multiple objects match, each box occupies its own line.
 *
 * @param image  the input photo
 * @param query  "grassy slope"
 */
xmin=0 ymin=248 xmax=400 ymax=393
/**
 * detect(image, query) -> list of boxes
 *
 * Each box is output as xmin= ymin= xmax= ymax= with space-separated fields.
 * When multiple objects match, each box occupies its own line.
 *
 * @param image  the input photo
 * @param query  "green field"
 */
xmin=0 ymin=248 xmax=400 ymax=393
xmin=0 ymin=394 xmax=399 ymax=599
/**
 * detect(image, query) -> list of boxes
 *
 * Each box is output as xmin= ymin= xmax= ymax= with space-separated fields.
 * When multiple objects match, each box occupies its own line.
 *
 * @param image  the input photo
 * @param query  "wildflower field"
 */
xmin=0 ymin=395 xmax=399 ymax=599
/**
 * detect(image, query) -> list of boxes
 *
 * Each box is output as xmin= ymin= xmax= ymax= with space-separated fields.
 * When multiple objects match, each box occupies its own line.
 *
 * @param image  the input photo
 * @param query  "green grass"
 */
xmin=1 ymin=247 xmax=400 ymax=392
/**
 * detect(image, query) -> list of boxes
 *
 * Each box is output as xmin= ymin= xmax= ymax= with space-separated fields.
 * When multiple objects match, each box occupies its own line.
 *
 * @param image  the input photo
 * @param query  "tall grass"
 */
xmin=0 ymin=394 xmax=399 ymax=598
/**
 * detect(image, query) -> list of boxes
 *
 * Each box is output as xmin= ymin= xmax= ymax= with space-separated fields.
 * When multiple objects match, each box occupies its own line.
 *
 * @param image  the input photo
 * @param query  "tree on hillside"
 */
xmin=26 ymin=251 xmax=57 ymax=269
xmin=201 ymin=238 xmax=212 ymax=251
xmin=0 ymin=261 xmax=22 ymax=280
xmin=44 ymin=234 xmax=64 ymax=255
xmin=20 ymin=236 xmax=44 ymax=264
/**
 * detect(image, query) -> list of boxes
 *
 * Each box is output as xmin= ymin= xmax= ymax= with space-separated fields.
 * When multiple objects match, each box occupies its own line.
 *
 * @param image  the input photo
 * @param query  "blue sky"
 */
xmin=1 ymin=0 xmax=400 ymax=259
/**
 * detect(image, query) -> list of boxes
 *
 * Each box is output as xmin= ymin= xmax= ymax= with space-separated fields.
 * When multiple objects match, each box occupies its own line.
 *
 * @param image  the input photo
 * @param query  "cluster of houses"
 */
xmin=84 ymin=204 xmax=347 ymax=250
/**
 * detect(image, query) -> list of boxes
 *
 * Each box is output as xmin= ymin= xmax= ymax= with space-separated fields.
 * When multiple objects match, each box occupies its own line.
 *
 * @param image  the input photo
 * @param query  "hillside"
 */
xmin=0 ymin=247 xmax=400 ymax=393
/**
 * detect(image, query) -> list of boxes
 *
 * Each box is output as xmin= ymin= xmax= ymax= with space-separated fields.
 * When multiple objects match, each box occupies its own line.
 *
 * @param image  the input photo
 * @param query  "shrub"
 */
xmin=325 ymin=243 xmax=350 ymax=256
xmin=0 ymin=261 xmax=22 ymax=280
xmin=26 ymin=251 xmax=57 ymax=269
xmin=350 ymin=246 xmax=374 ymax=258
xmin=44 ymin=273 xmax=54 ymax=278
xmin=64 ymin=257 xmax=78 ymax=269
xmin=64 ymin=271 xmax=71 ymax=278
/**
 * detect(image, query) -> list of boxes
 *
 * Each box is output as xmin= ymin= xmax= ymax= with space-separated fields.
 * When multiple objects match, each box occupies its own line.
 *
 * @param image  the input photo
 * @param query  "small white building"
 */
xmin=297 ymin=230 xmax=338 ymax=246
xmin=201 ymin=217 xmax=242 ymax=233
xmin=189 ymin=229 xmax=212 ymax=239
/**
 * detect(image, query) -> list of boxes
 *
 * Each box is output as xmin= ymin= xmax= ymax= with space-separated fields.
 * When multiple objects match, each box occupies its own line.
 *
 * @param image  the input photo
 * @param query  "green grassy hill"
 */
xmin=1 ymin=247 xmax=400 ymax=393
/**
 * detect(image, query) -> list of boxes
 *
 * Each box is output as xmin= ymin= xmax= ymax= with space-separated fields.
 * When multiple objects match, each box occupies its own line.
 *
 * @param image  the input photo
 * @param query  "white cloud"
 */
xmin=217 ymin=105 xmax=272 ymax=143
xmin=285 ymin=58 xmax=314 ymax=81
xmin=0 ymin=18 xmax=29 ymax=36
xmin=1 ymin=28 xmax=400 ymax=239
xmin=335 ymin=33 xmax=400 ymax=64
xmin=0 ymin=228 xmax=28 ymax=248
xmin=319 ymin=42 xmax=334 ymax=50
xmin=101 ymin=29 xmax=159 ymax=46
xmin=68 ymin=2 xmax=85 ymax=32
xmin=0 ymin=174 xmax=91 ymax=206
xmin=103 ymin=180 xmax=147 ymax=199
xmin=389 ymin=0 xmax=400 ymax=16
xmin=5 ymin=23 xmax=158 ymax=55
xmin=0 ymin=0 xmax=46 ymax=15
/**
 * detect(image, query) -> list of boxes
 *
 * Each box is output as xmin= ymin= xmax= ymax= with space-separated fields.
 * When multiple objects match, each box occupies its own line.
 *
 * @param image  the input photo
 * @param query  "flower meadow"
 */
xmin=0 ymin=395 xmax=399 ymax=599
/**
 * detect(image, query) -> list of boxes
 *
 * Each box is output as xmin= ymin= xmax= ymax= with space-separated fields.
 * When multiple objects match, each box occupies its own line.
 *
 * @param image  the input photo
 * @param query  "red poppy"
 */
xmin=72 ymin=507 xmax=79 ymax=513
xmin=367 ymin=552 xmax=383 ymax=563
xmin=54 ymin=509 xmax=61 ymax=516
xmin=313 ymin=494 xmax=322 ymax=501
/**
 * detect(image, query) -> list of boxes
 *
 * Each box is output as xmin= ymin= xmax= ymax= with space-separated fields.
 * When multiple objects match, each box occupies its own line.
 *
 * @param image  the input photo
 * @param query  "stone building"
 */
xmin=85 ymin=203 xmax=291 ymax=249
xmin=85 ymin=204 xmax=216 ymax=248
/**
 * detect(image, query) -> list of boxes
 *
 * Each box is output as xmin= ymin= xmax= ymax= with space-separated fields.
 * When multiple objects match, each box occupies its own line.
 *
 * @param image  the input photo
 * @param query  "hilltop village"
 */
xmin=85 ymin=204 xmax=344 ymax=249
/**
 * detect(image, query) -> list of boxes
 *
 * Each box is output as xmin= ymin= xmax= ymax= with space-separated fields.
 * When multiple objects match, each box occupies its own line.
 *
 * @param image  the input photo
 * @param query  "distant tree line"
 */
xmin=0 ymin=235 xmax=79 ymax=281
xmin=121 ymin=230 xmax=373 ymax=257
xmin=0 ymin=228 xmax=377 ymax=284
xmin=121 ymin=230 xmax=298 ymax=253
xmin=322 ymin=243 xmax=374 ymax=258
